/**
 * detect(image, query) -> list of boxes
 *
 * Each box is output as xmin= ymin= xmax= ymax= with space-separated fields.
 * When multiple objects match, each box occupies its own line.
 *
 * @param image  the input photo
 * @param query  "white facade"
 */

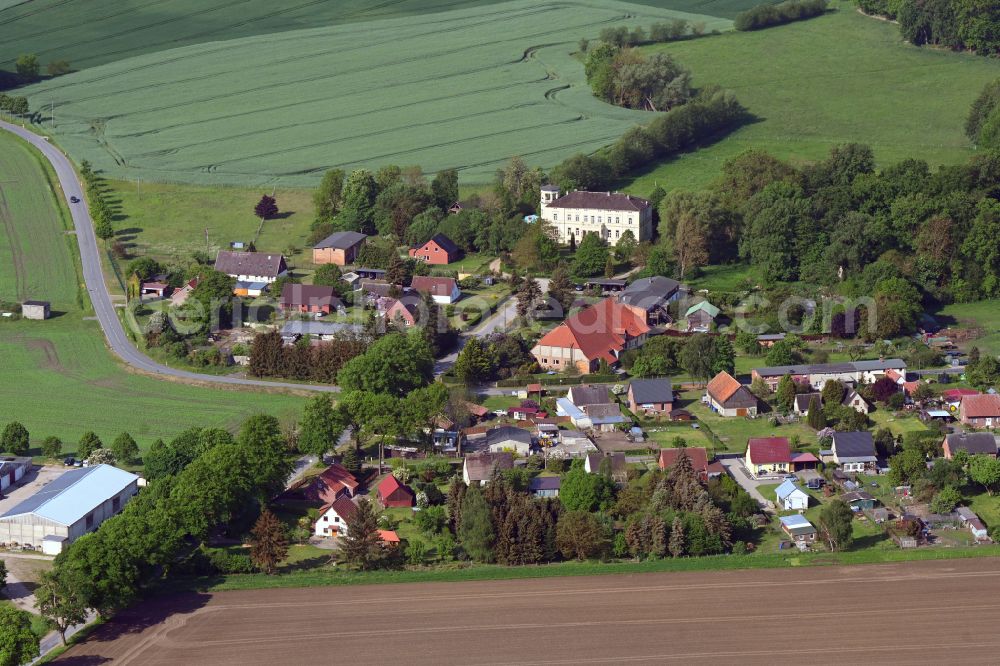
xmin=540 ymin=187 xmax=653 ymax=246
xmin=314 ymin=503 xmax=351 ymax=537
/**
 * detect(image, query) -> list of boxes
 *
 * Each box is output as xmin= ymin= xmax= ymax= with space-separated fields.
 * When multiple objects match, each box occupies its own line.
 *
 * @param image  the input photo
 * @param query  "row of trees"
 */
xmin=621 ymin=333 xmax=735 ymax=380
xmin=584 ymin=19 xmax=706 ymax=52
xmin=79 ymin=160 xmax=116 ymax=242
xmin=0 ymin=93 xmax=29 ymax=116
xmin=0 ymin=422 xmax=140 ymax=463
xmin=247 ymin=330 xmax=368 ymax=383
xmin=855 ymin=0 xmax=1000 ymax=55
xmin=967 ymin=79 xmax=1000 ymax=151
xmin=43 ymin=414 xmax=292 ymax=624
xmin=734 ymin=0 xmax=828 ymax=31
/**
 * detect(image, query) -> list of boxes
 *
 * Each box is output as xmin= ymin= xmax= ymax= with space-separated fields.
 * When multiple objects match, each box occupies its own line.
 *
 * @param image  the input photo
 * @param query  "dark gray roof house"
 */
xmin=944 ymin=432 xmax=998 ymax=457
xmin=463 ymin=452 xmax=514 ymax=484
xmin=546 ymin=191 xmax=650 ymax=212
xmin=794 ymin=392 xmax=821 ymax=413
xmin=567 ymin=385 xmax=611 ymax=408
xmin=628 ymin=378 xmax=673 ymax=405
xmin=214 ymin=251 xmax=287 ymax=280
xmin=313 ymin=230 xmax=367 ymax=250
xmin=485 ymin=426 xmax=532 ymax=450
xmin=831 ymin=431 xmax=877 ymax=463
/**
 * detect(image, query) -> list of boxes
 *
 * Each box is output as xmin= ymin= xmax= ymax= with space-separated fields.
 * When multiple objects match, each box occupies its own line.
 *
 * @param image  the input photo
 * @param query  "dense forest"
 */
xmin=855 ymin=0 xmax=1000 ymax=54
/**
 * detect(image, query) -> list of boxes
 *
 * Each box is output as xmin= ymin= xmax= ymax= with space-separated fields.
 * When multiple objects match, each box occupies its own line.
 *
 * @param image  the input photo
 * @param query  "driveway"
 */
xmin=0 ymin=465 xmax=62 ymax=515
xmin=719 ymin=457 xmax=774 ymax=511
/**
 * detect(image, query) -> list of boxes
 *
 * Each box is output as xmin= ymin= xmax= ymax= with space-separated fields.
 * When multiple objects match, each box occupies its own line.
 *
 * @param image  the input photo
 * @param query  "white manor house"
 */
xmin=539 ymin=185 xmax=653 ymax=246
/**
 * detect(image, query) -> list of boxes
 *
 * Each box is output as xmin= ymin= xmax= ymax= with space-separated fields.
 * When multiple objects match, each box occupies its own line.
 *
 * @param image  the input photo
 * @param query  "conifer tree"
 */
xmin=669 ymin=516 xmax=685 ymax=557
xmin=341 ymin=498 xmax=383 ymax=570
xmin=249 ymin=509 xmax=288 ymax=575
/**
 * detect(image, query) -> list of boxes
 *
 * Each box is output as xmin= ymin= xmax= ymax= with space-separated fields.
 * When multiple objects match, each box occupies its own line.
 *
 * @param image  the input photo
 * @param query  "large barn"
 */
xmin=0 ymin=465 xmax=139 ymax=554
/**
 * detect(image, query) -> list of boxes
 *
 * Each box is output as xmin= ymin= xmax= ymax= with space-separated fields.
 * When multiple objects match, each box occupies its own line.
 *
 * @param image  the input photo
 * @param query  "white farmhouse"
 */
xmin=540 ymin=186 xmax=653 ymax=246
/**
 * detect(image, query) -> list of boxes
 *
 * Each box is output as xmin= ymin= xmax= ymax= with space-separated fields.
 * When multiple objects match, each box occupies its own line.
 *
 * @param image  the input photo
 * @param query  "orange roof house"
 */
xmin=531 ymin=298 xmax=650 ymax=374
xmin=706 ymin=371 xmax=758 ymax=417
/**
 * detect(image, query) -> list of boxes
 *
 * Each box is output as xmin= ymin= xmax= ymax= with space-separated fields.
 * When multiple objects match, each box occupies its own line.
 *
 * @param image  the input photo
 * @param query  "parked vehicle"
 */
xmin=63 ymin=457 xmax=75 ymax=466
xmin=69 ymin=195 xmax=79 ymax=203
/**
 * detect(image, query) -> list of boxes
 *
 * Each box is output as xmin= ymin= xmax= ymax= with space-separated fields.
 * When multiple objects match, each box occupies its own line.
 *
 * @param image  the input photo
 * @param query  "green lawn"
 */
xmin=646 ymin=426 xmax=714 ymax=449
xmin=108 ymin=180 xmax=316 ymax=268
xmin=685 ymin=264 xmax=756 ymax=293
xmin=0 ymin=131 xmax=305 ymax=450
xmin=868 ymin=409 xmax=935 ymax=438
xmin=624 ymin=2 xmax=1000 ymax=194
xmin=677 ymin=390 xmax=816 ymax=452
xmin=937 ymin=300 xmax=1000 ymax=357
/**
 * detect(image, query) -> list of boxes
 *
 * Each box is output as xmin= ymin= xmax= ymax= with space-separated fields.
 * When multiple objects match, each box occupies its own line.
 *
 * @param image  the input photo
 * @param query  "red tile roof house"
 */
xmin=531 ymin=298 xmax=650 ymax=374
xmin=303 ymin=463 xmax=360 ymax=504
xmin=314 ymin=496 xmax=357 ymax=537
xmin=706 ymin=371 xmax=759 ymax=417
xmin=377 ymin=474 xmax=416 ymax=508
xmin=408 ymin=233 xmax=461 ymax=265
xmin=745 ymin=437 xmax=792 ymax=478
xmin=410 ymin=276 xmax=461 ymax=304
xmin=280 ymin=283 xmax=343 ymax=315
xmin=659 ymin=447 xmax=710 ymax=481
xmin=959 ymin=394 xmax=1000 ymax=428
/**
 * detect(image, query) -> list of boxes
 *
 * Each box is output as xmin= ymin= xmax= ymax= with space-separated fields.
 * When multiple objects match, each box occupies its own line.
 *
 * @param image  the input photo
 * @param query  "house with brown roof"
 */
xmin=214 ymin=250 xmax=287 ymax=283
xmin=462 ymin=452 xmax=514 ymax=485
xmin=313 ymin=495 xmax=357 ymax=537
xmin=745 ymin=437 xmax=792 ymax=477
xmin=170 ymin=277 xmax=199 ymax=307
xmin=383 ymin=296 xmax=421 ymax=328
xmin=706 ymin=371 xmax=758 ymax=417
xmin=584 ymin=452 xmax=628 ymax=485
xmin=312 ymin=231 xmax=367 ymax=266
xmin=531 ymin=298 xmax=650 ymax=374
xmin=304 ymin=463 xmax=360 ymax=503
xmin=376 ymin=475 xmax=415 ymax=508
xmin=408 ymin=233 xmax=460 ymax=265
xmin=280 ymin=284 xmax=343 ymax=315
xmin=410 ymin=276 xmax=461 ymax=304
xmin=539 ymin=186 xmax=653 ymax=245
xmin=942 ymin=432 xmax=998 ymax=459
xmin=659 ymin=447 xmax=710 ymax=481
xmin=959 ymin=394 xmax=1000 ymax=428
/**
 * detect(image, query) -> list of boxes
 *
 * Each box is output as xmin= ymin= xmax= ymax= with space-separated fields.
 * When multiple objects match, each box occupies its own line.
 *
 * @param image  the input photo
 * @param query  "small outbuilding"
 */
xmin=21 ymin=300 xmax=50 ymax=320
xmin=779 ymin=514 xmax=817 ymax=543
xmin=376 ymin=475 xmax=415 ymax=508
xmin=775 ymin=479 xmax=810 ymax=511
xmin=528 ymin=476 xmax=561 ymax=498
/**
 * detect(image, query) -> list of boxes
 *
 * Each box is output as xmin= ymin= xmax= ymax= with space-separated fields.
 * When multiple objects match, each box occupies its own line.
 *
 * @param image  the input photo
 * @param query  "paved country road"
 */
xmin=1 ymin=121 xmax=337 ymax=393
xmin=54 ymin=558 xmax=1000 ymax=664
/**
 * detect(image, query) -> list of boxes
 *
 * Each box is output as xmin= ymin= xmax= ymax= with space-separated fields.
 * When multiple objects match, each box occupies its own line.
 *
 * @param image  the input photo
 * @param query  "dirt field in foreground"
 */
xmin=57 ymin=558 xmax=1000 ymax=665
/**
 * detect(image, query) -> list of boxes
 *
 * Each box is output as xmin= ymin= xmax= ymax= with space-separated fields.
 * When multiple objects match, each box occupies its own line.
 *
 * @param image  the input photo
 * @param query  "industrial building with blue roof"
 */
xmin=0 ymin=464 xmax=139 ymax=554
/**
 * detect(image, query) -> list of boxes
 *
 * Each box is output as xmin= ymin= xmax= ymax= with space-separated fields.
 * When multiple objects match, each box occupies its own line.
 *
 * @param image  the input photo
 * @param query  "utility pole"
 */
xmin=205 ymin=228 xmax=210 ymax=253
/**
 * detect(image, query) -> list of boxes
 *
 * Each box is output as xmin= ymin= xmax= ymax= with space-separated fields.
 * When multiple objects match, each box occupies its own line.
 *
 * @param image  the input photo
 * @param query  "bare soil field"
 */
xmin=57 ymin=558 xmax=1000 ymax=665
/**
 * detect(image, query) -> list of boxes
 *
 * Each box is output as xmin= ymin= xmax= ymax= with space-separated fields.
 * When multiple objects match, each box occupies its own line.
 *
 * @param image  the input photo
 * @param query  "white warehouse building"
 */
xmin=0 ymin=465 xmax=139 ymax=554
xmin=539 ymin=185 xmax=653 ymax=246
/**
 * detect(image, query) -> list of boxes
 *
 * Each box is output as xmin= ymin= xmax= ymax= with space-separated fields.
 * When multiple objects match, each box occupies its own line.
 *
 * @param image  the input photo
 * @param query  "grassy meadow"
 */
xmin=937 ymin=300 xmax=1000 ymax=356
xmin=623 ymin=1 xmax=1000 ymax=194
xmin=0 ymin=131 xmax=305 ymax=451
xmin=19 ymin=0 xmax=730 ymax=187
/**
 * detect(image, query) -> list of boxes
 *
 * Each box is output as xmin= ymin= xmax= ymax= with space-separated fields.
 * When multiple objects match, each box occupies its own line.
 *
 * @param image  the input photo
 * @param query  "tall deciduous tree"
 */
xmin=337 ymin=333 xmax=434 ymax=397
xmin=249 ymin=509 xmax=289 ymax=574
xmin=34 ymin=569 xmax=88 ymax=645
xmin=516 ymin=276 xmax=541 ymax=319
xmin=556 ymin=511 xmax=607 ymax=560
xmin=110 ymin=432 xmax=139 ymax=465
xmin=14 ymin=54 xmax=40 ymax=82
xmin=572 ymin=233 xmax=609 ymax=277
xmin=679 ymin=334 xmax=716 ymax=381
xmin=817 ymin=499 xmax=854 ymax=551
xmin=969 ymin=454 xmax=1000 ymax=496
xmin=298 ymin=395 xmax=342 ymax=457
xmin=314 ymin=169 xmax=345 ymax=221
xmin=0 ymin=422 xmax=29 ymax=456
xmin=430 ymin=168 xmax=459 ymax=210
xmin=77 ymin=431 xmax=102 ymax=460
xmin=0 ymin=605 xmax=39 ymax=665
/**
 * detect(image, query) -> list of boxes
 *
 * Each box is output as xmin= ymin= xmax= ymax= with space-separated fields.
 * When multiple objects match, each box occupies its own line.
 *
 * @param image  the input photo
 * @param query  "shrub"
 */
xmin=735 ymin=0 xmax=828 ymax=31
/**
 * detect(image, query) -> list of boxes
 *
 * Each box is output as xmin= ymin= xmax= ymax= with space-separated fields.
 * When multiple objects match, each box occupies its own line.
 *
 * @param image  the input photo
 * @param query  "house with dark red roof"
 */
xmin=376 ymin=475 xmax=415 ymax=508
xmin=745 ymin=437 xmax=792 ymax=477
xmin=706 ymin=371 xmax=758 ymax=417
xmin=659 ymin=447 xmax=710 ymax=482
xmin=313 ymin=495 xmax=357 ymax=537
xmin=410 ymin=276 xmax=461 ymax=304
xmin=531 ymin=298 xmax=650 ymax=374
xmin=280 ymin=283 xmax=343 ymax=315
xmin=304 ymin=463 xmax=360 ymax=504
xmin=408 ymin=233 xmax=460 ymax=265
xmin=959 ymin=394 xmax=1000 ymax=428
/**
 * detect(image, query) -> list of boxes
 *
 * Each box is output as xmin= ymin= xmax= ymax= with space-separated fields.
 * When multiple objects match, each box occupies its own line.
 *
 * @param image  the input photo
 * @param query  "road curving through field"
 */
xmin=0 ymin=121 xmax=338 ymax=394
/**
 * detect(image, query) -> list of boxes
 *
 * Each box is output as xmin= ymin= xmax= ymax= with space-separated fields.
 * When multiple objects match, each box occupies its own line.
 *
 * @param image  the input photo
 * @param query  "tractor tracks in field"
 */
xmin=0 ymin=188 xmax=26 ymax=301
